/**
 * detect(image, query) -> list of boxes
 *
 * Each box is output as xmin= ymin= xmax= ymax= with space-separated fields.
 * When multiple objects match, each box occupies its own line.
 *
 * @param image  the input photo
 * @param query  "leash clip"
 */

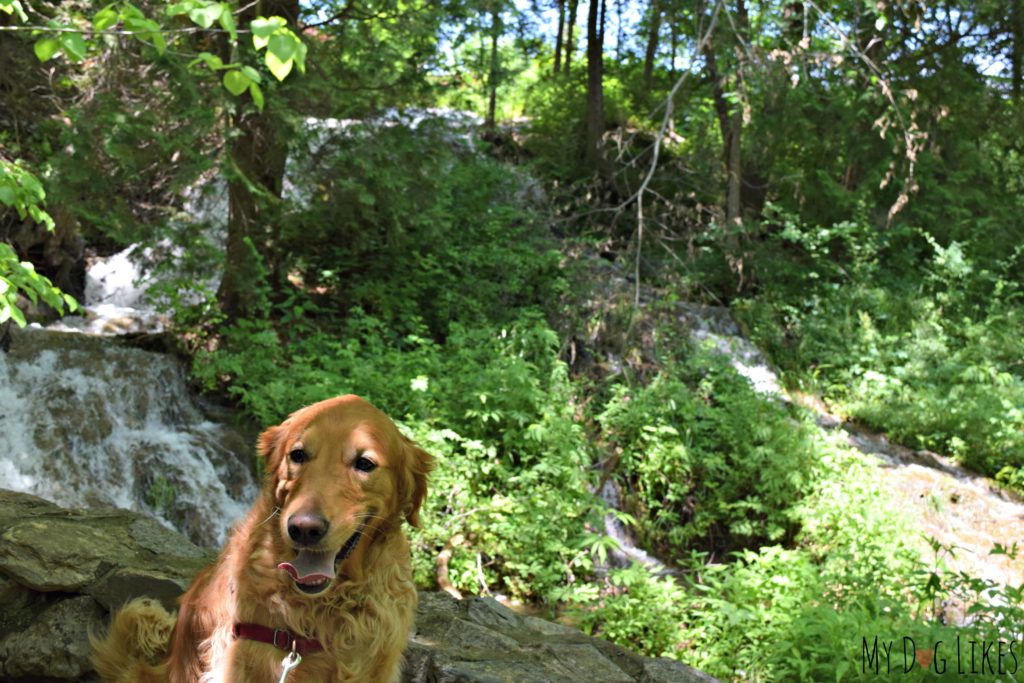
xmin=277 ymin=647 xmax=301 ymax=683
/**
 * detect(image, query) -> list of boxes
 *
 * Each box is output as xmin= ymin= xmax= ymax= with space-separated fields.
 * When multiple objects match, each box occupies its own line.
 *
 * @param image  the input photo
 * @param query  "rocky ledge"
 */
xmin=0 ymin=491 xmax=716 ymax=683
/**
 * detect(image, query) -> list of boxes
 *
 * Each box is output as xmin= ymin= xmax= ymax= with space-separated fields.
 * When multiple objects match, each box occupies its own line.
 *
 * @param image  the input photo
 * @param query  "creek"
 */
xmin=585 ymin=254 xmax=1024 ymax=598
xmin=0 ymin=248 xmax=257 ymax=547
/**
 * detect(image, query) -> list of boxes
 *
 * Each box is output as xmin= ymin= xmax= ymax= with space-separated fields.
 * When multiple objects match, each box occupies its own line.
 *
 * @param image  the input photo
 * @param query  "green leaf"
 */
xmin=166 ymin=2 xmax=193 ymax=17
xmin=0 ymin=185 xmax=14 ymax=206
xmin=7 ymin=302 xmax=26 ymax=327
xmin=188 ymin=2 xmax=223 ymax=29
xmin=150 ymin=25 xmax=167 ymax=53
xmin=265 ymin=50 xmax=292 ymax=81
xmin=239 ymin=65 xmax=261 ymax=83
xmin=59 ymin=32 xmax=87 ymax=63
xmin=27 ymin=205 xmax=55 ymax=231
xmin=0 ymin=0 xmax=28 ymax=22
xmin=250 ymin=16 xmax=286 ymax=49
xmin=33 ymin=37 xmax=61 ymax=62
xmin=124 ymin=16 xmax=165 ymax=52
xmin=93 ymin=5 xmax=119 ymax=31
xmin=218 ymin=5 xmax=237 ymax=42
xmin=121 ymin=3 xmax=144 ymax=20
xmin=293 ymin=39 xmax=307 ymax=73
xmin=267 ymin=32 xmax=296 ymax=63
xmin=190 ymin=51 xmax=224 ymax=70
xmin=223 ymin=69 xmax=250 ymax=96
xmin=249 ymin=81 xmax=264 ymax=111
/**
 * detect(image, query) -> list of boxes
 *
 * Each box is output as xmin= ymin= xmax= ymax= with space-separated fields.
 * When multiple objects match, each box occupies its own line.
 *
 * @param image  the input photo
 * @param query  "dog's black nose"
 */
xmin=287 ymin=513 xmax=329 ymax=547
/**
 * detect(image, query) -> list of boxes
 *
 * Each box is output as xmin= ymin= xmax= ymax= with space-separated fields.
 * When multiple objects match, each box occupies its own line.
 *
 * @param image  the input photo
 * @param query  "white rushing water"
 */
xmin=46 ymin=244 xmax=178 ymax=335
xmin=0 ymin=327 xmax=257 ymax=547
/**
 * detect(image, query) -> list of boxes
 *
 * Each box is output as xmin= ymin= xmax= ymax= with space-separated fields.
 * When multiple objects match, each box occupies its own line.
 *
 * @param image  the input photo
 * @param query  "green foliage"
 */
xmin=0 ymin=243 xmax=77 ymax=326
xmin=738 ymin=208 xmax=1024 ymax=484
xmin=278 ymin=121 xmax=563 ymax=338
xmin=0 ymin=159 xmax=54 ymax=231
xmin=598 ymin=352 xmax=817 ymax=555
xmin=0 ymin=160 xmax=77 ymax=325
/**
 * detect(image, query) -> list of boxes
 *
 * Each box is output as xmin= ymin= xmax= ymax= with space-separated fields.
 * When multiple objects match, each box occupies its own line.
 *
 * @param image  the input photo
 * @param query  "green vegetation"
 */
xmin=3 ymin=0 xmax=1023 ymax=680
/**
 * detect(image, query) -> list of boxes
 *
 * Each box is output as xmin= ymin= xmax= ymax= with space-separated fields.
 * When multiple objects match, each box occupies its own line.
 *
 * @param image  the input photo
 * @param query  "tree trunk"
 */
xmin=615 ymin=0 xmax=624 ymax=62
xmin=642 ymin=0 xmax=661 ymax=88
xmin=1012 ymin=0 xmax=1023 ymax=101
xmin=565 ymin=0 xmax=578 ymax=74
xmin=585 ymin=0 xmax=605 ymax=169
xmin=725 ymin=108 xmax=742 ymax=228
xmin=702 ymin=40 xmax=741 ymax=232
xmin=554 ymin=0 xmax=565 ymax=75
xmin=701 ymin=1 xmax=747 ymax=233
xmin=486 ymin=6 xmax=500 ymax=128
xmin=218 ymin=0 xmax=299 ymax=320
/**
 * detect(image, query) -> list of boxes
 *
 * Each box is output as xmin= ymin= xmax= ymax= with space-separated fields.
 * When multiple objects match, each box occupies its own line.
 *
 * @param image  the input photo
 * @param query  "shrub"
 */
xmin=597 ymin=350 xmax=818 ymax=556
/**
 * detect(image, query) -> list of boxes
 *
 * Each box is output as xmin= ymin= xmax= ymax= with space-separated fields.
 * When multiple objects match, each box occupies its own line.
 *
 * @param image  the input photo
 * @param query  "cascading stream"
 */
xmin=0 ymin=327 xmax=256 ymax=547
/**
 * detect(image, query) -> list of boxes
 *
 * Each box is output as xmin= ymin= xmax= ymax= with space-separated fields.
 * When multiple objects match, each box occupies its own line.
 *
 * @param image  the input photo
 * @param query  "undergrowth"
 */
xmin=185 ymin=127 xmax=1024 ymax=682
xmin=736 ymin=207 xmax=1024 ymax=489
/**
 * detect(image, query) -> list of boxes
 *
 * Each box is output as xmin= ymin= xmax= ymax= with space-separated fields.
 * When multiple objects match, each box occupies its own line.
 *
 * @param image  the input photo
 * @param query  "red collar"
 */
xmin=232 ymin=623 xmax=324 ymax=655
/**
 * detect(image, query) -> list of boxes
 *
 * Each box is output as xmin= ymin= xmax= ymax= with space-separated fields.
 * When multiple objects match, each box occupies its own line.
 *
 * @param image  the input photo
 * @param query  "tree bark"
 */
xmin=554 ymin=0 xmax=565 ymax=75
xmin=725 ymin=108 xmax=742 ymax=228
xmin=585 ymin=0 xmax=605 ymax=169
xmin=701 ymin=1 xmax=747 ymax=232
xmin=642 ymin=0 xmax=662 ymax=88
xmin=218 ymin=0 xmax=299 ymax=320
xmin=565 ymin=0 xmax=578 ymax=74
xmin=1012 ymin=0 xmax=1023 ymax=101
xmin=486 ymin=5 xmax=500 ymax=128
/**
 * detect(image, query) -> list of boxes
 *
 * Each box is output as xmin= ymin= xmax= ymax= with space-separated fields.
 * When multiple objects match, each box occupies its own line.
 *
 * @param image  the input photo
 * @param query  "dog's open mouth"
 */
xmin=277 ymin=528 xmax=364 ymax=595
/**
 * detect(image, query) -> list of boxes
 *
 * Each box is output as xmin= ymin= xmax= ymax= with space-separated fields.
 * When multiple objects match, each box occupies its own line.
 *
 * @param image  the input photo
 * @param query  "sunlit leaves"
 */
xmin=59 ymin=31 xmax=88 ymax=62
xmin=190 ymin=51 xmax=225 ymax=70
xmin=250 ymin=16 xmax=286 ymax=48
xmin=92 ymin=5 xmax=119 ymax=31
xmin=250 ymin=16 xmax=305 ymax=81
xmin=222 ymin=69 xmax=249 ymax=96
xmin=0 ymin=163 xmax=76 ymax=327
xmin=33 ymin=38 xmax=61 ymax=62
xmin=0 ymin=0 xmax=28 ymax=22
xmin=222 ymin=67 xmax=264 ymax=110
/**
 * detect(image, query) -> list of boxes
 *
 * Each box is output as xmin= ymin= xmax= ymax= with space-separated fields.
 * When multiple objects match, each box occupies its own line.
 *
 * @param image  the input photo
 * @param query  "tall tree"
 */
xmin=642 ymin=0 xmax=662 ymax=88
xmin=564 ymin=0 xmax=579 ymax=74
xmin=585 ymin=0 xmax=605 ymax=169
xmin=554 ymin=0 xmax=565 ymax=75
xmin=700 ymin=0 xmax=747 ymax=233
xmin=486 ymin=3 xmax=502 ymax=127
xmin=218 ymin=0 xmax=301 ymax=320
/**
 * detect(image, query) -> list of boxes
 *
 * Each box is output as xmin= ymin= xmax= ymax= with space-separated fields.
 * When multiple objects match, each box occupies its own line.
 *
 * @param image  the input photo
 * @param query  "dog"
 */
xmin=92 ymin=395 xmax=434 ymax=683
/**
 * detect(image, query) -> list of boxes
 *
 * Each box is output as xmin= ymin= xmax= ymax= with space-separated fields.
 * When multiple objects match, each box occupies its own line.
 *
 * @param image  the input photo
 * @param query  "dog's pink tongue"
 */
xmin=278 ymin=549 xmax=337 ymax=582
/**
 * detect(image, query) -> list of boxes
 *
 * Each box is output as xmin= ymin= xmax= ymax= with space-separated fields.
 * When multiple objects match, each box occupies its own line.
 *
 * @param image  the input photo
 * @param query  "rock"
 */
xmin=406 ymin=592 xmax=717 ymax=683
xmin=0 ymin=491 xmax=212 ymax=681
xmin=0 ymin=491 xmax=718 ymax=682
xmin=0 ymin=596 xmax=103 ymax=680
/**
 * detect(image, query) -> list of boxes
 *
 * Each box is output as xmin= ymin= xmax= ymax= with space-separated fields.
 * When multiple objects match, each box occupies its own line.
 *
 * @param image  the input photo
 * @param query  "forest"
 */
xmin=1 ymin=0 xmax=1023 ymax=680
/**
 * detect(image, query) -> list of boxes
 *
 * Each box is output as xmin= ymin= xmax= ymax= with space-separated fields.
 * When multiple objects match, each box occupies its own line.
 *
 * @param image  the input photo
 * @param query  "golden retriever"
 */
xmin=92 ymin=395 xmax=433 ymax=683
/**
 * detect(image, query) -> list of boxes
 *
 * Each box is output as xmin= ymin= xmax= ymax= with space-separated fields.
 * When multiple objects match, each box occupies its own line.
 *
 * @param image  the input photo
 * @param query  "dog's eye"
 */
xmin=354 ymin=456 xmax=376 ymax=473
xmin=289 ymin=448 xmax=308 ymax=464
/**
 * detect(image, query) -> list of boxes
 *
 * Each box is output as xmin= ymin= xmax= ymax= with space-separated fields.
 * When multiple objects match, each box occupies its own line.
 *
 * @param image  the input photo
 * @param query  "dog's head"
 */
xmin=257 ymin=395 xmax=433 ymax=596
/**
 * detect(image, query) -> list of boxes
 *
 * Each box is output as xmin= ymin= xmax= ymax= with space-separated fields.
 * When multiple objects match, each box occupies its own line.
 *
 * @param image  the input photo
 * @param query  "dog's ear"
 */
xmin=258 ymin=424 xmax=285 ymax=474
xmin=401 ymin=439 xmax=434 ymax=528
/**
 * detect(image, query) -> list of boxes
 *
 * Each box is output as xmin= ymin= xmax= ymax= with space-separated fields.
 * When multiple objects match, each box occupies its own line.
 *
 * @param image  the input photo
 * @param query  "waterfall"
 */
xmin=0 ymin=327 xmax=257 ymax=547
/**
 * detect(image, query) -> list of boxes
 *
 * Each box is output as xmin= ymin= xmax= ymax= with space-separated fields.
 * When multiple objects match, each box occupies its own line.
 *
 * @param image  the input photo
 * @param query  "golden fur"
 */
xmin=92 ymin=395 xmax=434 ymax=683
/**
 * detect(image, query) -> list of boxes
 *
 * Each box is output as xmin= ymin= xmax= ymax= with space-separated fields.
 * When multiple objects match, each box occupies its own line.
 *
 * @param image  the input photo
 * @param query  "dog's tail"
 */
xmin=90 ymin=598 xmax=174 ymax=683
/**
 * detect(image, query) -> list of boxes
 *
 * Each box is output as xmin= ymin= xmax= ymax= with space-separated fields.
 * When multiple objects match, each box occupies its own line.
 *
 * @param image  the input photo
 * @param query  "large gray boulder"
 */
xmin=0 ymin=491 xmax=717 ymax=682
xmin=405 ymin=592 xmax=717 ymax=683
